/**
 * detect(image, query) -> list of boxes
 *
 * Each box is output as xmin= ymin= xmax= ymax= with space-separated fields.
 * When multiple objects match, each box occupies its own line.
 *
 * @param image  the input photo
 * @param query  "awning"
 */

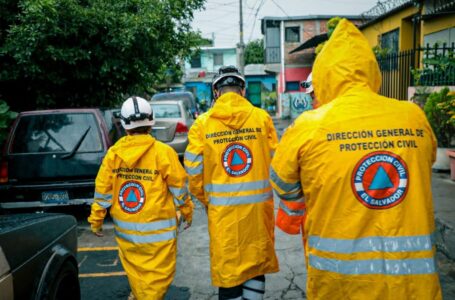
xmin=289 ymin=33 xmax=328 ymax=54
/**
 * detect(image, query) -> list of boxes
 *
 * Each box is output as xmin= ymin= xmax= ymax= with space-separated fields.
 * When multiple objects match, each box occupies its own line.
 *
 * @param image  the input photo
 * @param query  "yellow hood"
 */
xmin=111 ymin=134 xmax=155 ymax=168
xmin=210 ymin=92 xmax=253 ymax=129
xmin=312 ymin=19 xmax=381 ymax=105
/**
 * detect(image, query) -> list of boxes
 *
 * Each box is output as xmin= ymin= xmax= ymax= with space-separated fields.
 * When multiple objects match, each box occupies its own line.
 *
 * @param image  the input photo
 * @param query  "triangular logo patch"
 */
xmin=231 ymin=151 xmax=244 ymax=166
xmin=369 ymin=166 xmax=394 ymax=190
xmin=126 ymin=190 xmax=138 ymax=202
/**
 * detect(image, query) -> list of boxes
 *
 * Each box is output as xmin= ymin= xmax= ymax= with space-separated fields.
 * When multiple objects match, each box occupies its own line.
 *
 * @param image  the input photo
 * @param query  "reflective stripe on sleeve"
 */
xmin=115 ymin=229 xmax=176 ymax=244
xmin=184 ymin=151 xmax=203 ymax=163
xmin=169 ymin=186 xmax=188 ymax=198
xmin=279 ymin=201 xmax=305 ymax=216
xmin=210 ymin=191 xmax=272 ymax=206
xmin=185 ymin=164 xmax=203 ymax=175
xmin=270 ymin=167 xmax=301 ymax=193
xmin=205 ymin=180 xmax=270 ymax=193
xmin=113 ymin=217 xmax=176 ymax=232
xmin=309 ymin=254 xmax=436 ymax=275
xmin=278 ymin=190 xmax=304 ymax=202
xmin=94 ymin=192 xmax=112 ymax=200
xmin=95 ymin=200 xmax=112 ymax=209
xmin=309 ymin=234 xmax=434 ymax=254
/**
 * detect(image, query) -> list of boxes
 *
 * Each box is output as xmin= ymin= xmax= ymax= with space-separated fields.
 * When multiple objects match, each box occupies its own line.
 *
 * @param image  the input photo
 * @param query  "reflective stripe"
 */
xmin=113 ymin=217 xmax=176 ymax=232
xmin=243 ymin=279 xmax=265 ymax=291
xmin=210 ymin=191 xmax=272 ymax=206
xmin=184 ymin=151 xmax=203 ymax=163
xmin=309 ymin=254 xmax=436 ymax=275
xmin=115 ymin=229 xmax=176 ymax=244
xmin=356 ymin=179 xmax=408 ymax=192
xmin=94 ymin=192 xmax=112 ymax=200
xmin=185 ymin=164 xmax=203 ymax=175
xmin=205 ymin=180 xmax=270 ymax=193
xmin=279 ymin=191 xmax=304 ymax=202
xmin=169 ymin=186 xmax=188 ymax=198
xmin=96 ymin=200 xmax=112 ymax=209
xmin=243 ymin=289 xmax=264 ymax=300
xmin=309 ymin=234 xmax=434 ymax=254
xmin=279 ymin=201 xmax=305 ymax=216
xmin=270 ymin=167 xmax=301 ymax=193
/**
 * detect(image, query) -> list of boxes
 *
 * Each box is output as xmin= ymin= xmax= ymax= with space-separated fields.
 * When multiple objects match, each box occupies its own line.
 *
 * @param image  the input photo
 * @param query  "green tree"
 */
xmin=245 ymin=39 xmax=264 ymax=65
xmin=0 ymin=0 xmax=205 ymax=111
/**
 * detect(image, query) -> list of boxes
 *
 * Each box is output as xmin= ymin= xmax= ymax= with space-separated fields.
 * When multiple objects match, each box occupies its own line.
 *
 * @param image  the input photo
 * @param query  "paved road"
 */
xmin=75 ymin=118 xmax=455 ymax=299
xmin=77 ymin=198 xmax=307 ymax=300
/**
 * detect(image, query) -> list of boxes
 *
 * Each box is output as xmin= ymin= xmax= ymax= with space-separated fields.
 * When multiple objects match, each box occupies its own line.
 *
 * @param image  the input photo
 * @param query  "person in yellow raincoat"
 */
xmin=88 ymin=96 xmax=193 ymax=300
xmin=185 ymin=66 xmax=279 ymax=299
xmin=270 ymin=20 xmax=442 ymax=299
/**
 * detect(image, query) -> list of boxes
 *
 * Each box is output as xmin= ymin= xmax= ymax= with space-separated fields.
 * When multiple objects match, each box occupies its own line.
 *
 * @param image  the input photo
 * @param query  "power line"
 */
xmin=270 ymin=0 xmax=289 ymax=17
xmin=247 ymin=0 xmax=266 ymax=42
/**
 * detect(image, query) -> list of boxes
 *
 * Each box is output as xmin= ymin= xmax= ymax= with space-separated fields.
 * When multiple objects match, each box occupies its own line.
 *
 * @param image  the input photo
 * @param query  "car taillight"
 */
xmin=0 ymin=161 xmax=8 ymax=183
xmin=175 ymin=122 xmax=188 ymax=135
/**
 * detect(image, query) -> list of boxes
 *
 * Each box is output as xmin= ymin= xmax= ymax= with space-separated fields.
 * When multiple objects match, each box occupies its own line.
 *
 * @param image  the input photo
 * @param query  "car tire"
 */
xmin=47 ymin=260 xmax=80 ymax=300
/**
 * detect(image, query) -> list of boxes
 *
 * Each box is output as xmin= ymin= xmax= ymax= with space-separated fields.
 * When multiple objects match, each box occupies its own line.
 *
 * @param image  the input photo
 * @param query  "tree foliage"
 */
xmin=0 ymin=0 xmax=205 ymax=111
xmin=245 ymin=39 xmax=264 ymax=65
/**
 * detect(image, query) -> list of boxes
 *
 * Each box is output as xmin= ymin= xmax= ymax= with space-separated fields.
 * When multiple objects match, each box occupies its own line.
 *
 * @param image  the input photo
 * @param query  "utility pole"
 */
xmin=238 ymin=0 xmax=245 ymax=75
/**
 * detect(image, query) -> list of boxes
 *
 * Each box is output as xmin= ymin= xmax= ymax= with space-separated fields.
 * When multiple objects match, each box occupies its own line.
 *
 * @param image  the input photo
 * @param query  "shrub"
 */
xmin=423 ymin=87 xmax=455 ymax=147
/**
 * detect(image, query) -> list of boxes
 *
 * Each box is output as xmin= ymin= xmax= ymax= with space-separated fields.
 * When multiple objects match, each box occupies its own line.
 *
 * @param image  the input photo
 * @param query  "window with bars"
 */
xmin=285 ymin=26 xmax=300 ymax=43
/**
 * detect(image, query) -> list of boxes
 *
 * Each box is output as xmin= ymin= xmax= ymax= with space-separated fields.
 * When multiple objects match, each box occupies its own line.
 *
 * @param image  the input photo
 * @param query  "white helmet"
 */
xmin=301 ymin=72 xmax=313 ymax=94
xmin=120 ymin=96 xmax=155 ymax=130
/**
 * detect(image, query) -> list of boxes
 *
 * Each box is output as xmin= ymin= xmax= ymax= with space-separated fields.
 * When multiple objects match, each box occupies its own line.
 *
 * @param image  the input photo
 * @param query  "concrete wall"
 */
xmin=284 ymin=67 xmax=312 ymax=93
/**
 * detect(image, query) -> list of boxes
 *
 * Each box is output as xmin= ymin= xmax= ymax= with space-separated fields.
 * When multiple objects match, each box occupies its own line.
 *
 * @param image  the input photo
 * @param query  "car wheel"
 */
xmin=47 ymin=260 xmax=80 ymax=300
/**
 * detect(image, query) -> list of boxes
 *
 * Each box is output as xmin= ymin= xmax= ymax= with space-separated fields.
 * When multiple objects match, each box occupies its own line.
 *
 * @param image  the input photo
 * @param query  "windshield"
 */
xmin=11 ymin=113 xmax=103 ymax=154
xmin=151 ymin=104 xmax=182 ymax=118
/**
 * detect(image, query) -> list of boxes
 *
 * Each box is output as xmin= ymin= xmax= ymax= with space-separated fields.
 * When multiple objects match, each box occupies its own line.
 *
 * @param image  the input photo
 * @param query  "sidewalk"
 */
xmin=433 ymin=172 xmax=455 ymax=299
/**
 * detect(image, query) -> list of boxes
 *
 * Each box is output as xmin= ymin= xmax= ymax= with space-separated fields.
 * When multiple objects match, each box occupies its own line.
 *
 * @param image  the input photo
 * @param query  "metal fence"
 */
xmin=265 ymin=47 xmax=280 ymax=64
xmin=376 ymin=43 xmax=455 ymax=100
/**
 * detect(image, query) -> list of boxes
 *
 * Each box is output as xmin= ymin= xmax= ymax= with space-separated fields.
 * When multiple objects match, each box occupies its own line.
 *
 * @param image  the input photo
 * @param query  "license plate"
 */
xmin=42 ymin=191 xmax=69 ymax=203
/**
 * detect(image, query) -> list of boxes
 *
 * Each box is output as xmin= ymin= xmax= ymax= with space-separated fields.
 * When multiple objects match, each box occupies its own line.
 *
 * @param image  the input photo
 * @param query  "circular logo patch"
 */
xmin=221 ymin=143 xmax=253 ymax=177
xmin=118 ymin=181 xmax=146 ymax=213
xmin=351 ymin=151 xmax=409 ymax=209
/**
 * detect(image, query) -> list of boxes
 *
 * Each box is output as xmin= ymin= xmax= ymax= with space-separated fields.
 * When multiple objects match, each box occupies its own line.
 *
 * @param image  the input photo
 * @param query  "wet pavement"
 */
xmin=76 ymin=117 xmax=455 ymax=299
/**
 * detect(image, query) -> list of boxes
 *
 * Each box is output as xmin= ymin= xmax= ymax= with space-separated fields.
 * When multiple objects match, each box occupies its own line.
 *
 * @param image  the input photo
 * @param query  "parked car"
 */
xmin=151 ymin=91 xmax=200 ymax=118
xmin=0 ymin=108 xmax=123 ymax=210
xmin=0 ymin=213 xmax=80 ymax=300
xmin=150 ymin=100 xmax=194 ymax=158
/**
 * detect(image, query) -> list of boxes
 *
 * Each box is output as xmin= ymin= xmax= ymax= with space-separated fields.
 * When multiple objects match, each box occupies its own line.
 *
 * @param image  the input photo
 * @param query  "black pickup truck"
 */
xmin=0 ymin=108 xmax=124 ymax=210
xmin=0 ymin=213 xmax=80 ymax=299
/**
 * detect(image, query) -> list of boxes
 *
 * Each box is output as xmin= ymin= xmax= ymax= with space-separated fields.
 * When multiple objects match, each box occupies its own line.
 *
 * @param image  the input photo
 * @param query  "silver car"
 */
xmin=150 ymin=100 xmax=194 ymax=158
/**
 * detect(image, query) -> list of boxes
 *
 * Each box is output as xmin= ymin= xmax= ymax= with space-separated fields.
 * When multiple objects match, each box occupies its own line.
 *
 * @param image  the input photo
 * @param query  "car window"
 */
xmin=11 ymin=113 xmax=103 ymax=154
xmin=151 ymin=104 xmax=182 ymax=118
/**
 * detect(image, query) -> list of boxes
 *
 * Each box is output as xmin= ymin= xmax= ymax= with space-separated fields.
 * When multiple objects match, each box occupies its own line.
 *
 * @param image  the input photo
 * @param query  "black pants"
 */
xmin=219 ymin=275 xmax=265 ymax=300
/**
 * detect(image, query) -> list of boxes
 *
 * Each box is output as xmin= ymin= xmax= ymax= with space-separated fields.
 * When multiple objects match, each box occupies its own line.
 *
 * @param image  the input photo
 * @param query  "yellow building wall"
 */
xmin=421 ymin=14 xmax=455 ymax=44
xmin=361 ymin=6 xmax=418 ymax=50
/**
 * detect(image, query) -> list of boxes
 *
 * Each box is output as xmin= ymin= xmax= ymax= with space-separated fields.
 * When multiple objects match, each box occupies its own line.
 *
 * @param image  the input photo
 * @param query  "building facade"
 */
xmin=183 ymin=47 xmax=237 ymax=110
xmin=359 ymin=0 xmax=455 ymax=100
xmin=261 ymin=15 xmax=364 ymax=118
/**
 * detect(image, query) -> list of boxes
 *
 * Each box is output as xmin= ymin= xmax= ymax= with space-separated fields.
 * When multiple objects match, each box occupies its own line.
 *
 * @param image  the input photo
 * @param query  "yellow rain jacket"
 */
xmin=88 ymin=134 xmax=193 ymax=300
xmin=271 ymin=19 xmax=441 ymax=299
xmin=185 ymin=92 xmax=279 ymax=287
